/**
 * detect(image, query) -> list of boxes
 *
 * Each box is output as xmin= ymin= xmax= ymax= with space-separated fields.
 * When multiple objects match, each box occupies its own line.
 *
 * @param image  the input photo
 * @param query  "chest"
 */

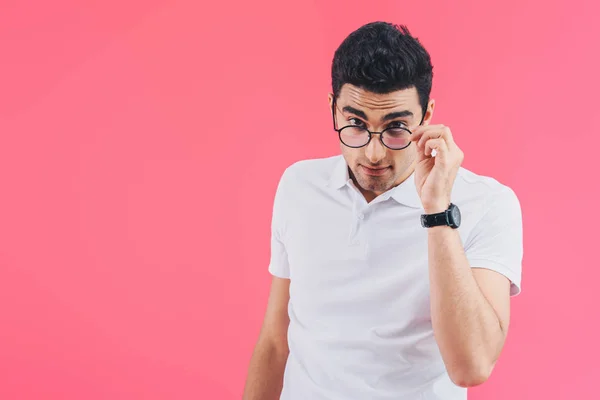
xmin=283 ymin=191 xmax=434 ymax=328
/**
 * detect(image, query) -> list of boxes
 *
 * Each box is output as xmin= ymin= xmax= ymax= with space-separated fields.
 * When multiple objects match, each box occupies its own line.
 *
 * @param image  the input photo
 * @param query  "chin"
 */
xmin=357 ymin=174 xmax=394 ymax=193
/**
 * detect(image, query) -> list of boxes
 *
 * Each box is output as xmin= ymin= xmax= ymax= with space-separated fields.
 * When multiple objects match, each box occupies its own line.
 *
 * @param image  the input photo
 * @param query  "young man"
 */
xmin=243 ymin=21 xmax=523 ymax=400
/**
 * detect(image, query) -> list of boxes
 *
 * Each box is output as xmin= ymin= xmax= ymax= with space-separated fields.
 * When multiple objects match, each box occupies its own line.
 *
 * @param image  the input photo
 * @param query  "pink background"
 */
xmin=1 ymin=0 xmax=599 ymax=399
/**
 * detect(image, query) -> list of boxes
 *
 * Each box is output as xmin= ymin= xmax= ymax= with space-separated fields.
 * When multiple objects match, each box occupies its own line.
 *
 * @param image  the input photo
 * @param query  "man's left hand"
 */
xmin=410 ymin=125 xmax=464 ymax=214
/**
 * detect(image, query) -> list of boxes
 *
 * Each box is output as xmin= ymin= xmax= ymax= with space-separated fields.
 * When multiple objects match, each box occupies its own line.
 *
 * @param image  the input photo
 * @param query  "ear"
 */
xmin=328 ymin=93 xmax=334 ymax=114
xmin=421 ymin=99 xmax=435 ymax=126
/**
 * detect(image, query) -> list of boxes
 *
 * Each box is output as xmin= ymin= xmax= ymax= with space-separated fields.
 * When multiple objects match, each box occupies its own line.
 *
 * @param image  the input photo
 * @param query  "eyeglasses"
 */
xmin=331 ymin=98 xmax=414 ymax=150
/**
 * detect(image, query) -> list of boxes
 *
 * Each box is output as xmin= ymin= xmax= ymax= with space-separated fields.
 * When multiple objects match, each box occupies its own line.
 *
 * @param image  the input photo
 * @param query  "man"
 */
xmin=243 ymin=21 xmax=523 ymax=400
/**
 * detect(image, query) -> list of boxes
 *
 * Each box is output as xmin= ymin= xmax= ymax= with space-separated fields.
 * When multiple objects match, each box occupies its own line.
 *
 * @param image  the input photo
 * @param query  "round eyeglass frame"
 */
xmin=331 ymin=97 xmax=420 ymax=150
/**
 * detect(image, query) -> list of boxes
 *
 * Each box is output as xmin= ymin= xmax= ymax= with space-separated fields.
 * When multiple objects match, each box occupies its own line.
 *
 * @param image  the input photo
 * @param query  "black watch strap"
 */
xmin=421 ymin=203 xmax=460 ymax=229
xmin=421 ymin=211 xmax=449 ymax=227
xmin=421 ymin=210 xmax=449 ymax=228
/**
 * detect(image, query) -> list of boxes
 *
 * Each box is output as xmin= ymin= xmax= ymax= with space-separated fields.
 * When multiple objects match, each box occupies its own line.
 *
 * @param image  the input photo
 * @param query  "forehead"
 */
xmin=338 ymin=84 xmax=419 ymax=112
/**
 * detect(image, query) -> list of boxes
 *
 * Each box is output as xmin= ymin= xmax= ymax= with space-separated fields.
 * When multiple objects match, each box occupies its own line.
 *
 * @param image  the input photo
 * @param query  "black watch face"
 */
xmin=451 ymin=205 xmax=461 ymax=227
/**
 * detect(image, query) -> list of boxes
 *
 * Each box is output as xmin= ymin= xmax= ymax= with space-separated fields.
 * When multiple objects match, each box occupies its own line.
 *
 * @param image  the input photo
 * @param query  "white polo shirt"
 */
xmin=268 ymin=154 xmax=523 ymax=400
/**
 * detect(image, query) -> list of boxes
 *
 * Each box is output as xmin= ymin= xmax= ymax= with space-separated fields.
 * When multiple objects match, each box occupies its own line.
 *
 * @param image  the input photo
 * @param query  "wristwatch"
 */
xmin=421 ymin=203 xmax=461 ymax=229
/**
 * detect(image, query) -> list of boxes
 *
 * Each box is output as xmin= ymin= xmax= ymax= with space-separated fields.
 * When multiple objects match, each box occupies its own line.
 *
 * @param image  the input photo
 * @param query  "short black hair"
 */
xmin=331 ymin=21 xmax=434 ymax=119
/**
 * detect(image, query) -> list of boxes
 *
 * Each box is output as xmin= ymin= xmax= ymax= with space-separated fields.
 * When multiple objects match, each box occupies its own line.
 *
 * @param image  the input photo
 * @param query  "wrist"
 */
xmin=423 ymin=203 xmax=450 ymax=214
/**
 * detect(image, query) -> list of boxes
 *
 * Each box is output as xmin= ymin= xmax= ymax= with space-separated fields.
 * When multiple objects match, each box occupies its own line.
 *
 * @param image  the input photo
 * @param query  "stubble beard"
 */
xmin=353 ymin=168 xmax=396 ymax=194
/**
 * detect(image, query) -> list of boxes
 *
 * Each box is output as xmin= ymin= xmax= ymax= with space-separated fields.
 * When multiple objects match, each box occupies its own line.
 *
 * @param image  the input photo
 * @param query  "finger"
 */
xmin=412 ymin=125 xmax=455 ymax=148
xmin=417 ymin=136 xmax=443 ymax=162
xmin=417 ymin=130 xmax=444 ymax=149
xmin=441 ymin=126 xmax=455 ymax=146
xmin=410 ymin=125 xmax=441 ymax=142
xmin=424 ymin=138 xmax=449 ymax=161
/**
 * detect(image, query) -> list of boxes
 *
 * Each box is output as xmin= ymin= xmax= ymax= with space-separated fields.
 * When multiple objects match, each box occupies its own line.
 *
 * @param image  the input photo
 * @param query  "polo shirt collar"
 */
xmin=390 ymin=173 xmax=422 ymax=208
xmin=327 ymin=156 xmax=422 ymax=209
xmin=328 ymin=155 xmax=352 ymax=189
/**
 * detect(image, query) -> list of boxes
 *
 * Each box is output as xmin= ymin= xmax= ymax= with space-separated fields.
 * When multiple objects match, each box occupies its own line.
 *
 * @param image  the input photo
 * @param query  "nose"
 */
xmin=364 ymin=133 xmax=387 ymax=164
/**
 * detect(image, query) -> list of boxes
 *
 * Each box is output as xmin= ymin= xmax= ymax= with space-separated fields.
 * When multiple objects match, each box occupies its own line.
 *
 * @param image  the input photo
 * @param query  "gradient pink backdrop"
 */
xmin=1 ymin=0 xmax=599 ymax=399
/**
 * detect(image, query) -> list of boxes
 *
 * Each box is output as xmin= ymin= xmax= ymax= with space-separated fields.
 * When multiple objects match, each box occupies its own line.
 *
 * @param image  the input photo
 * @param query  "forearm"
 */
xmin=427 ymin=226 xmax=505 ymax=386
xmin=243 ymin=339 xmax=289 ymax=400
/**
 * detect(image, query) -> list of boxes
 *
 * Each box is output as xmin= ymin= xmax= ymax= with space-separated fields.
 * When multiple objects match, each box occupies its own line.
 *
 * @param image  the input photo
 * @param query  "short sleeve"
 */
xmin=464 ymin=186 xmax=524 ymax=296
xmin=267 ymin=167 xmax=292 ymax=279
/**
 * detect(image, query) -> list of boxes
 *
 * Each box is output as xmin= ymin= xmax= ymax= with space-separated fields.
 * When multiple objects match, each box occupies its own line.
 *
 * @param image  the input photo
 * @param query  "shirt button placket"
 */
xmin=348 ymin=188 xmax=367 ymax=247
xmin=350 ymin=209 xmax=366 ymax=247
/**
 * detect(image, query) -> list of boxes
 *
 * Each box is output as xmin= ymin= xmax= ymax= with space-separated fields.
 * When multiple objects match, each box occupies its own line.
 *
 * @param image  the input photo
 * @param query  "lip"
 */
xmin=360 ymin=165 xmax=390 ymax=176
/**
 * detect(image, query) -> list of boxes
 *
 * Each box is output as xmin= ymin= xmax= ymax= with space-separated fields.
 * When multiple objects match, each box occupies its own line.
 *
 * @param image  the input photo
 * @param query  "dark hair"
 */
xmin=331 ymin=22 xmax=433 ymax=119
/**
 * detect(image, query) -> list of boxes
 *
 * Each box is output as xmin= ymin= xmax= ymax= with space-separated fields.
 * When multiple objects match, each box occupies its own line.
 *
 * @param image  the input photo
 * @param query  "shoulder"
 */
xmin=271 ymin=155 xmax=340 ymax=223
xmin=456 ymin=169 xmax=524 ymax=293
xmin=454 ymin=167 xmax=521 ymax=213
xmin=279 ymin=154 xmax=341 ymax=187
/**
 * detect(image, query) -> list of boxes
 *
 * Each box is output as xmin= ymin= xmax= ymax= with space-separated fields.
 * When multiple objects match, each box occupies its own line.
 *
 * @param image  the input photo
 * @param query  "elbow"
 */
xmin=259 ymin=335 xmax=289 ymax=359
xmin=448 ymin=360 xmax=494 ymax=388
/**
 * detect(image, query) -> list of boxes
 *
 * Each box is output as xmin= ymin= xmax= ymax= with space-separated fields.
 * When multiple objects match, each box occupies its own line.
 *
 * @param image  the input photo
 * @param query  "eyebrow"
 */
xmin=342 ymin=105 xmax=414 ymax=122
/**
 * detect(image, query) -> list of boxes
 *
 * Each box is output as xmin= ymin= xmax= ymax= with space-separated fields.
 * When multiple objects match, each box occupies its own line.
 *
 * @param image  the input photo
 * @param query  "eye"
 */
xmin=388 ymin=120 xmax=408 ymax=128
xmin=348 ymin=117 xmax=365 ymax=126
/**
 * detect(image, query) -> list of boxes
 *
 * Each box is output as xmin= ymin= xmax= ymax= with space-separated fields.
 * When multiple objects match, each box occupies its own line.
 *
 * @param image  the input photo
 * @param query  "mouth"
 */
xmin=360 ymin=164 xmax=391 ymax=177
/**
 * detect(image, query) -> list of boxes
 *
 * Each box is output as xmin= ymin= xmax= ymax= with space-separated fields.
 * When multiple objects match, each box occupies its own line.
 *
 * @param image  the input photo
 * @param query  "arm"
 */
xmin=427 ymin=226 xmax=511 ymax=387
xmin=242 ymin=276 xmax=291 ymax=400
xmin=411 ymin=125 xmax=522 ymax=388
